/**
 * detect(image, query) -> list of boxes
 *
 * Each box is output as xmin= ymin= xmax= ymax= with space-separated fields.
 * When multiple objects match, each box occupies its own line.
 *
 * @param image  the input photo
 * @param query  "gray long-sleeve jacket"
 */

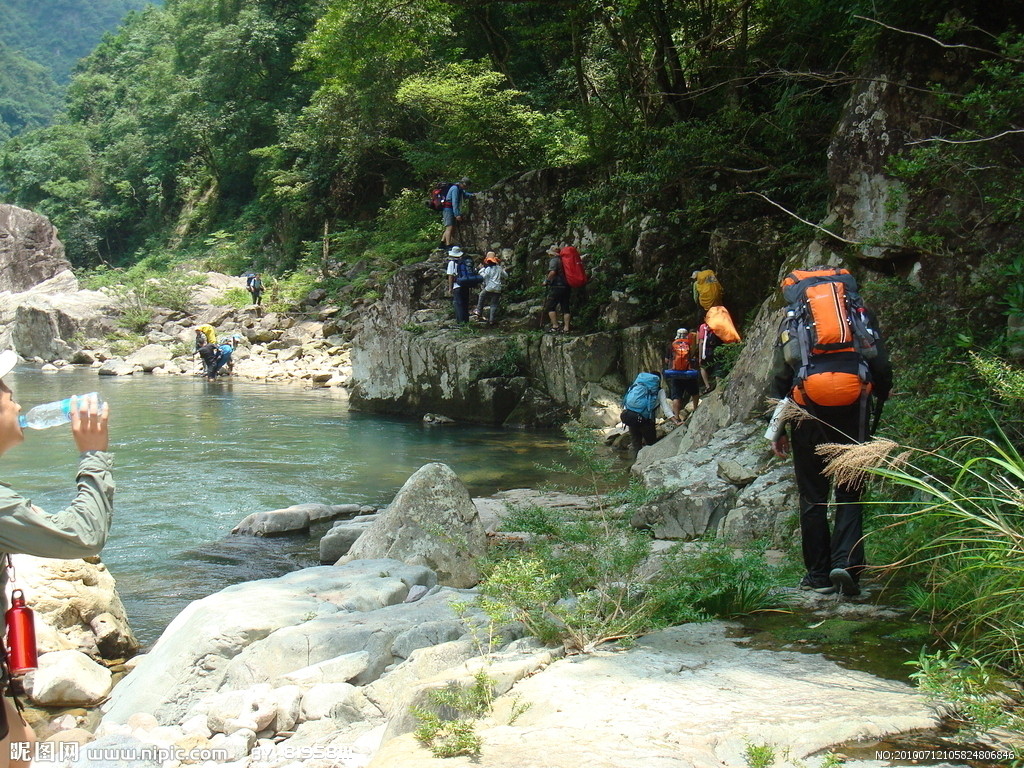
xmin=0 ymin=450 xmax=114 ymax=611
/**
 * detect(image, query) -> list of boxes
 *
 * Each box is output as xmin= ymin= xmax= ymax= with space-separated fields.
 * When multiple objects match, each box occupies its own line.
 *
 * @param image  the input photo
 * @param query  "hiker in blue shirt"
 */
xmin=441 ymin=177 xmax=473 ymax=248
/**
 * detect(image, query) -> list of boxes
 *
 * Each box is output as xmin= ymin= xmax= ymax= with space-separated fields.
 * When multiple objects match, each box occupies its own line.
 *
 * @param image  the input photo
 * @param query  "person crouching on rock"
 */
xmin=620 ymin=371 xmax=662 ymax=457
xmin=198 ymin=342 xmax=222 ymax=381
xmin=0 ymin=350 xmax=113 ymax=766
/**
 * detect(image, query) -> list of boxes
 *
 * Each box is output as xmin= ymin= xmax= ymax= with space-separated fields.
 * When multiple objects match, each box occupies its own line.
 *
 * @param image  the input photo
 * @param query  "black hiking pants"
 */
xmin=790 ymin=405 xmax=867 ymax=586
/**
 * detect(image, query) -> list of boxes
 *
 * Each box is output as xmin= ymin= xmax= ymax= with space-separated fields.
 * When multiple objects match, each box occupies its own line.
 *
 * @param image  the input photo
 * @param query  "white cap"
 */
xmin=0 ymin=349 xmax=18 ymax=380
xmin=676 ymin=328 xmax=689 ymax=337
xmin=448 ymin=246 xmax=463 ymax=258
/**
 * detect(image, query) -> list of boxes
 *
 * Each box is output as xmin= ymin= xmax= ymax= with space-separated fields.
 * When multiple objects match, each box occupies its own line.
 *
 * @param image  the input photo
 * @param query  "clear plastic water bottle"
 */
xmin=18 ymin=393 xmax=104 ymax=430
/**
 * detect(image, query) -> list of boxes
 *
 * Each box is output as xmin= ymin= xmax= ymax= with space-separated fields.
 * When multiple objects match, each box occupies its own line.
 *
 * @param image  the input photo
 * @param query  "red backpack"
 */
xmin=559 ymin=247 xmax=588 ymax=289
xmin=426 ymin=182 xmax=454 ymax=211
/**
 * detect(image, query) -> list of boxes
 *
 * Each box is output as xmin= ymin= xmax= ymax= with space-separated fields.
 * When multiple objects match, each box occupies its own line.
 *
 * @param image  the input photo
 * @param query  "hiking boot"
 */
xmin=799 ymin=576 xmax=836 ymax=595
xmin=829 ymin=568 xmax=861 ymax=596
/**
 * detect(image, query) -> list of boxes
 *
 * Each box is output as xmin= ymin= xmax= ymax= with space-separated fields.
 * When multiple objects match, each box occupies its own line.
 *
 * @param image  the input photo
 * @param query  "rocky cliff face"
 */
xmin=349 ymin=254 xmax=661 ymax=426
xmin=0 ymin=204 xmax=72 ymax=291
xmin=0 ymin=206 xmax=118 ymax=360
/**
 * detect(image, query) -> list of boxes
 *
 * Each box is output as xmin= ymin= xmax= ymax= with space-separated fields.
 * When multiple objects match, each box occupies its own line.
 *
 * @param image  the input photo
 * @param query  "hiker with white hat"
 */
xmin=445 ymin=246 xmax=482 ymax=324
xmin=0 ymin=349 xmax=113 ymax=762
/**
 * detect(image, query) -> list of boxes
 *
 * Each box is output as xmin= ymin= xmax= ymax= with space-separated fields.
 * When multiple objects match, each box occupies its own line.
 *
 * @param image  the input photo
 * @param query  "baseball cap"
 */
xmin=676 ymin=328 xmax=689 ymax=337
xmin=0 ymin=350 xmax=18 ymax=380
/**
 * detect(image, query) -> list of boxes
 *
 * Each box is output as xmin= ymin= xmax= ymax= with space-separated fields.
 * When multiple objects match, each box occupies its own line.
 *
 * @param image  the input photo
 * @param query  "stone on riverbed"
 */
xmin=231 ymin=502 xmax=361 ymax=536
xmin=30 ymin=649 xmax=113 ymax=706
xmin=341 ymin=463 xmax=487 ymax=588
xmin=320 ymin=514 xmax=379 ymax=562
xmin=97 ymin=358 xmax=134 ymax=376
xmin=124 ymin=344 xmax=172 ymax=372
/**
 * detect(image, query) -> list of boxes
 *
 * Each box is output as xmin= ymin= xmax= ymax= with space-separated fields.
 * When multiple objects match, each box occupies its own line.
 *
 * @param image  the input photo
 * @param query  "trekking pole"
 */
xmin=870 ymin=398 xmax=885 ymax=436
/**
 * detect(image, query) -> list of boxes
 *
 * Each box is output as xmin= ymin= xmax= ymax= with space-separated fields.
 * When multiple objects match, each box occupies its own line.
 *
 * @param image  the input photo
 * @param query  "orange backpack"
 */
xmin=705 ymin=305 xmax=741 ymax=343
xmin=671 ymin=335 xmax=696 ymax=370
xmin=778 ymin=267 xmax=880 ymax=407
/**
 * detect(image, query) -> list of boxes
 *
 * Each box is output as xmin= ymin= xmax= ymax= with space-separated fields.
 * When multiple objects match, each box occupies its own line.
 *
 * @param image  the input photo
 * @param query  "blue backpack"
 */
xmin=623 ymin=373 xmax=661 ymax=419
xmin=456 ymin=256 xmax=484 ymax=286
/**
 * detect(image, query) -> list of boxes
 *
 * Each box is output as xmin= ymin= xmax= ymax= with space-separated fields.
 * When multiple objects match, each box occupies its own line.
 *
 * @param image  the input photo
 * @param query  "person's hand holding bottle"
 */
xmin=70 ymin=394 xmax=109 ymax=453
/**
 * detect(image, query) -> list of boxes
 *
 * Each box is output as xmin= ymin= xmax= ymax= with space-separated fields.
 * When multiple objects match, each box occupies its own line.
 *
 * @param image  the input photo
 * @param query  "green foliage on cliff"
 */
xmin=0 ymin=0 xmax=900 ymax=273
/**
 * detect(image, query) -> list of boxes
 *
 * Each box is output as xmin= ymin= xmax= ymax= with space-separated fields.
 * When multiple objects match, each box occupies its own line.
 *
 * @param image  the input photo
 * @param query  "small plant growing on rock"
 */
xmin=743 ymin=741 xmax=777 ymax=768
xmin=412 ymin=670 xmax=495 ymax=758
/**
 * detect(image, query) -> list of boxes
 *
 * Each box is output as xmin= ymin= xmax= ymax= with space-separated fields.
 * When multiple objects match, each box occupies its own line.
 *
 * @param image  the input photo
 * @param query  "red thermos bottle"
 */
xmin=6 ymin=590 xmax=37 ymax=674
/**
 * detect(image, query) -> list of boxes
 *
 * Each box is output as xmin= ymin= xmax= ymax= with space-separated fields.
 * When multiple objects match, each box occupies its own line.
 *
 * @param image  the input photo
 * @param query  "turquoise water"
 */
xmin=1 ymin=367 xmax=576 ymax=646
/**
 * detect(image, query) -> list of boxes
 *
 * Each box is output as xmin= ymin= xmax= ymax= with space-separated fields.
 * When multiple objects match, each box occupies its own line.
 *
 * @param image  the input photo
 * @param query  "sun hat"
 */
xmin=0 ymin=350 xmax=18 ymax=380
xmin=546 ymin=244 xmax=561 ymax=256
xmin=448 ymin=246 xmax=464 ymax=258
xmin=676 ymin=327 xmax=689 ymax=337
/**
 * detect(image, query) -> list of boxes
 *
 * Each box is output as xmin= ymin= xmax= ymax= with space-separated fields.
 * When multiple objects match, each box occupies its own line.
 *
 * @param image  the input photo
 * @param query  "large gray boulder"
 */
xmin=320 ymin=515 xmax=379 ymax=562
xmin=0 ymin=204 xmax=71 ymax=292
xmin=12 ymin=554 xmax=138 ymax=661
xmin=125 ymin=344 xmax=173 ymax=372
xmin=100 ymin=560 xmax=447 ymax=726
xmin=30 ymin=649 xmax=113 ymax=706
xmin=342 ymin=463 xmax=487 ymax=588
xmin=632 ymin=421 xmax=774 ymax=541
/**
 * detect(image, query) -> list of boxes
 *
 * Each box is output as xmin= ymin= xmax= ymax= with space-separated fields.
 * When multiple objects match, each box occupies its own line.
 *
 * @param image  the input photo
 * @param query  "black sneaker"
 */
xmin=799 ymin=576 xmax=836 ymax=595
xmin=829 ymin=568 xmax=861 ymax=596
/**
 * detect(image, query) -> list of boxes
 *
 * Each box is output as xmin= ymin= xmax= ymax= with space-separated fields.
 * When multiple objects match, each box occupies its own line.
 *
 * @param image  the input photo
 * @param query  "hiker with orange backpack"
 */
xmin=663 ymin=328 xmax=700 ymax=424
xmin=542 ymin=245 xmax=588 ymax=334
xmin=768 ymin=267 xmax=892 ymax=598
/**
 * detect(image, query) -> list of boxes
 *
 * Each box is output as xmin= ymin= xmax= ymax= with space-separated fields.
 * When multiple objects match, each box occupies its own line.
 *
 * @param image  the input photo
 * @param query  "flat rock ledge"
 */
xmin=370 ymin=622 xmax=939 ymax=768
xmin=232 ymin=503 xmax=369 ymax=537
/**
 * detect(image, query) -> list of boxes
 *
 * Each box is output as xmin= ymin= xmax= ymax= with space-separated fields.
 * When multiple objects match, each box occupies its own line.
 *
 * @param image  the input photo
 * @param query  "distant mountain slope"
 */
xmin=0 ymin=0 xmax=154 ymax=139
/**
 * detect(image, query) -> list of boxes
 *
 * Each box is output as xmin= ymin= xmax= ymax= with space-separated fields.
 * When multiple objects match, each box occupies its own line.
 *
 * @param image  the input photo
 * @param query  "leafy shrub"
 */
xmin=479 ymin=424 xmax=787 ymax=652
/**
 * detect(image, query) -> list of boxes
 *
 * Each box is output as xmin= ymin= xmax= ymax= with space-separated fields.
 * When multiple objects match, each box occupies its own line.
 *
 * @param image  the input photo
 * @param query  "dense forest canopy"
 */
xmin=0 ymin=0 xmax=153 ymax=141
xmin=0 ymin=0 xmax=1021 ymax=312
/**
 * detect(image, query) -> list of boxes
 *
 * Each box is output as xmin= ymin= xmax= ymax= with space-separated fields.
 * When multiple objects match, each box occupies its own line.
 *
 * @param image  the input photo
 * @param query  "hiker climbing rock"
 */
xmin=543 ymin=245 xmax=587 ymax=334
xmin=697 ymin=321 xmax=721 ymax=395
xmin=440 ymin=177 xmax=473 ymax=248
xmin=474 ymin=252 xmax=507 ymax=325
xmin=663 ymin=328 xmax=700 ymax=424
xmin=621 ymin=371 xmax=662 ymax=456
xmin=768 ymin=266 xmax=892 ymax=598
xmin=247 ymin=273 xmax=264 ymax=305
xmin=446 ymin=246 xmax=482 ymax=324
xmin=691 ymin=267 xmax=724 ymax=317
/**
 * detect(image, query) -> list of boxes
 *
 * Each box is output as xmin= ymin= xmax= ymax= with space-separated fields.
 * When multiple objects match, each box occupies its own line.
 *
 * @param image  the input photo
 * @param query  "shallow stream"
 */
xmin=2 ymin=367 xmax=578 ymax=646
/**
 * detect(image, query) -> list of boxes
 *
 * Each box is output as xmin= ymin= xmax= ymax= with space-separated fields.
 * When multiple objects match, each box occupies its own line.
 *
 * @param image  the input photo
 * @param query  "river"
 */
xmin=1 ymin=366 xmax=578 ymax=646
